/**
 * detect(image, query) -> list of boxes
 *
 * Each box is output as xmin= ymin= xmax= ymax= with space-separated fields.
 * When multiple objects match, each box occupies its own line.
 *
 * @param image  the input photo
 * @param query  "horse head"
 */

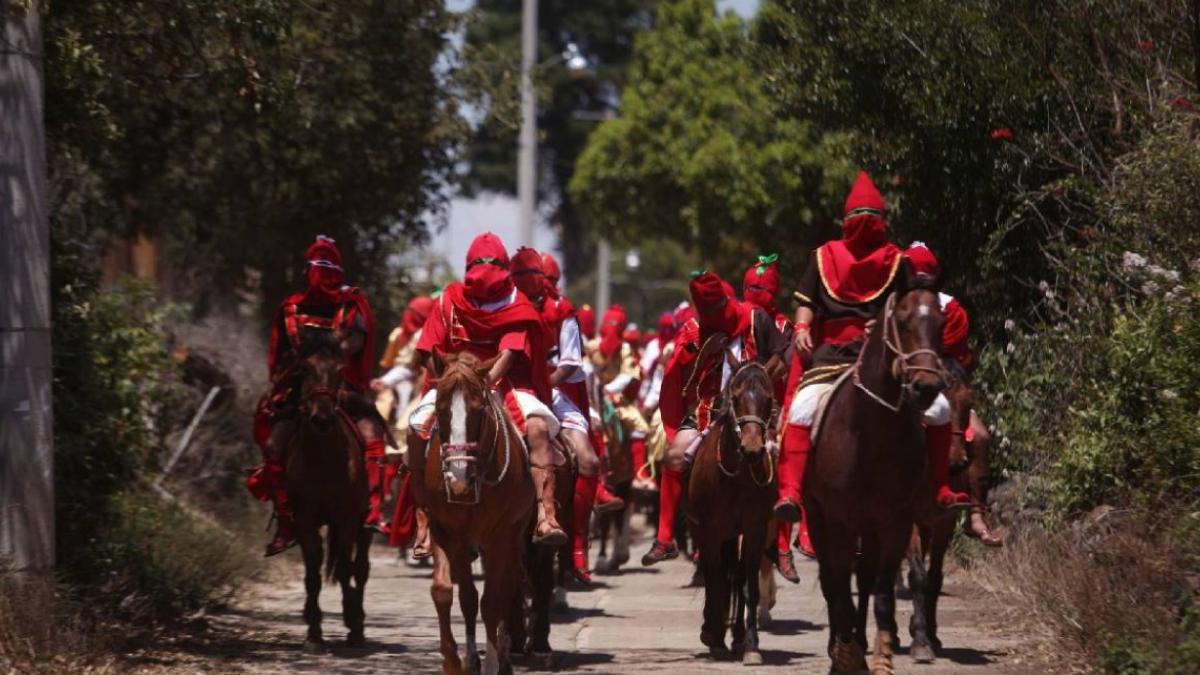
xmin=884 ymin=288 xmax=947 ymax=411
xmin=432 ymin=351 xmax=504 ymax=504
xmin=298 ymin=333 xmax=345 ymax=433
xmin=722 ymin=352 xmax=776 ymax=458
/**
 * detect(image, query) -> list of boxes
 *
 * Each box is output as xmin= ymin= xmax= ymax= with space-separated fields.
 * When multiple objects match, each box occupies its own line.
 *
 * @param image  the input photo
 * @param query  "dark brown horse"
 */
xmin=285 ymin=337 xmax=372 ymax=651
xmin=424 ymin=352 xmax=536 ymax=675
xmin=594 ymin=397 xmax=635 ymax=575
xmin=805 ymin=288 xmax=947 ymax=674
xmin=687 ymin=355 xmax=778 ymax=665
xmin=906 ymin=367 xmax=998 ymax=661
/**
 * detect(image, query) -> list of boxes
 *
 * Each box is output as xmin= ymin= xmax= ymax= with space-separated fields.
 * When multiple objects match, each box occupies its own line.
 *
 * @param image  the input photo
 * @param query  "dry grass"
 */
xmin=972 ymin=507 xmax=1200 ymax=674
xmin=0 ymin=570 xmax=119 ymax=674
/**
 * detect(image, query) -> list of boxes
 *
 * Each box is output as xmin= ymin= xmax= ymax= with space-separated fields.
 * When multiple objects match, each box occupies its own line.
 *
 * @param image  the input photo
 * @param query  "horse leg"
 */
xmin=343 ymin=525 xmax=372 ymax=646
xmin=297 ymin=525 xmax=324 ymax=651
xmin=729 ymin=538 xmax=747 ymax=654
xmin=454 ymin=552 xmax=481 ymax=675
xmin=698 ymin=538 xmax=729 ymax=657
xmin=431 ymin=543 xmax=463 ymax=675
xmin=855 ymin=536 xmax=879 ymax=654
xmin=742 ymin=526 xmax=767 ymax=665
xmin=810 ymin=508 xmax=863 ymax=673
xmin=481 ymin=534 xmax=520 ymax=675
xmin=907 ymin=525 xmax=936 ymax=662
xmin=870 ymin=524 xmax=910 ymax=675
xmin=757 ymin=552 xmax=777 ymax=628
xmin=927 ymin=519 xmax=954 ymax=653
xmin=527 ymin=538 xmax=555 ymax=663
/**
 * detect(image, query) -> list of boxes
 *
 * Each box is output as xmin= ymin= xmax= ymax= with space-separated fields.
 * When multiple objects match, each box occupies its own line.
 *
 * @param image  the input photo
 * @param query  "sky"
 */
xmin=430 ymin=0 xmax=760 ymax=279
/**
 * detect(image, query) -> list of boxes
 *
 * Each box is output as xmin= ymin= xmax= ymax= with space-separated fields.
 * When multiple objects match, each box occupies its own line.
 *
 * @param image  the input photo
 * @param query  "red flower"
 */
xmin=1173 ymin=97 xmax=1192 ymax=110
xmin=991 ymin=127 xmax=1014 ymax=141
xmin=1135 ymin=40 xmax=1155 ymax=52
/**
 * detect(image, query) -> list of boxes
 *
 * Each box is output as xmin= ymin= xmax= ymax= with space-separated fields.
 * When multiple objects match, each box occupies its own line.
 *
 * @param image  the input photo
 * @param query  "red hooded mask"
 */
xmin=743 ymin=253 xmax=780 ymax=315
xmin=304 ymin=235 xmax=345 ymax=302
xmin=690 ymin=272 xmax=749 ymax=339
xmin=464 ymin=233 xmax=514 ymax=304
xmin=657 ymin=311 xmax=677 ymax=342
xmin=511 ymin=246 xmax=546 ymax=301
xmin=541 ymin=252 xmax=562 ymax=299
xmin=402 ymin=295 xmax=434 ymax=335
xmin=904 ymin=242 xmax=941 ymax=281
xmin=816 ymin=172 xmax=902 ymax=304
xmin=577 ymin=304 xmax=596 ymax=340
xmin=599 ymin=305 xmax=627 ymax=359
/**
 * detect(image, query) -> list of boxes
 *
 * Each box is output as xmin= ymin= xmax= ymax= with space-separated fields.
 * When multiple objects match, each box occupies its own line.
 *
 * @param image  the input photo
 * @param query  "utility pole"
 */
xmin=0 ymin=0 xmax=55 ymax=572
xmin=517 ymin=0 xmax=537 ymax=247
xmin=595 ymin=238 xmax=611 ymax=318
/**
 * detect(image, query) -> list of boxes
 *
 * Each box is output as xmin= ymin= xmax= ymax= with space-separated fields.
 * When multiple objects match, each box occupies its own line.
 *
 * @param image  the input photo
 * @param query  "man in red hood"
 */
xmin=249 ymin=235 xmax=386 ymax=556
xmin=642 ymin=272 xmax=788 ymax=565
xmin=775 ymin=173 xmax=968 ymax=545
xmin=577 ymin=304 xmax=596 ymax=340
xmin=905 ymin=243 xmax=999 ymax=546
xmin=406 ymin=233 xmax=566 ymax=546
xmin=511 ymin=247 xmax=625 ymax=582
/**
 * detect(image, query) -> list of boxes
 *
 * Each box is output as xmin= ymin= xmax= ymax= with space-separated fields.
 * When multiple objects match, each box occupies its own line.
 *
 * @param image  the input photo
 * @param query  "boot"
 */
xmin=773 ymin=423 xmax=811 ymax=523
xmin=364 ymin=439 xmax=390 ymax=533
xmin=594 ymin=481 xmax=625 ymax=514
xmin=264 ymin=464 xmax=296 ymax=557
xmin=796 ymin=517 xmax=816 ymax=559
xmin=927 ymin=424 xmax=970 ymax=511
xmin=531 ymin=464 xmax=568 ymax=546
xmin=572 ymin=474 xmax=599 ymax=584
xmin=642 ymin=467 xmax=683 ymax=566
xmin=776 ymin=548 xmax=800 ymax=584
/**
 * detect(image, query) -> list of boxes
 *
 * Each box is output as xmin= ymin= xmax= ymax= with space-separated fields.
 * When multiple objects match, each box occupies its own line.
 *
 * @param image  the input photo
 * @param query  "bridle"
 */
xmin=716 ymin=360 xmax=777 ymax=487
xmin=853 ymin=291 xmax=946 ymax=413
xmin=439 ymin=364 xmax=513 ymax=505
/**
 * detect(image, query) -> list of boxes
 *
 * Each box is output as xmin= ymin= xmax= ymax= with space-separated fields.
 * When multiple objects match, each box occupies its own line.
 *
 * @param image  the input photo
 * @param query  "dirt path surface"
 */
xmin=129 ymin=522 xmax=1039 ymax=674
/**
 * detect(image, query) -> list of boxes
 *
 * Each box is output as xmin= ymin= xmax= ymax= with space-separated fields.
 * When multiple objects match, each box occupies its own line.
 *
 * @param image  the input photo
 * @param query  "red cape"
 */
xmin=430 ymin=282 xmax=553 ymax=403
xmin=815 ymin=240 xmax=903 ymax=304
xmin=267 ymin=286 xmax=375 ymax=391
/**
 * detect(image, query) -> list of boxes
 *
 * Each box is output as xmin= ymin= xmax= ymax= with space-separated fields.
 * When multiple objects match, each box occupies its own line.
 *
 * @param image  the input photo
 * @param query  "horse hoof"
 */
xmin=302 ymin=638 xmax=325 ymax=654
xmin=742 ymin=650 xmax=763 ymax=666
xmin=552 ymin=586 xmax=569 ymax=612
xmin=757 ymin=608 xmax=772 ymax=628
xmin=528 ymin=650 xmax=554 ymax=671
xmin=911 ymin=642 xmax=936 ymax=663
xmin=344 ymin=631 xmax=366 ymax=648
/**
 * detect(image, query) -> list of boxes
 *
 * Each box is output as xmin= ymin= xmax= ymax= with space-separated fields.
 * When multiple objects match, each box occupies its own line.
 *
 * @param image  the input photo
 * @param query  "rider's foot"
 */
xmin=935 ymin=486 xmax=972 ymax=512
xmin=265 ymin=528 xmax=296 ymax=557
xmin=632 ymin=475 xmax=658 ymax=493
xmin=775 ymin=549 xmax=800 ymax=584
xmin=797 ymin=526 xmax=816 ymax=559
xmin=966 ymin=511 xmax=1003 ymax=547
xmin=594 ymin=483 xmax=625 ymax=514
xmin=533 ymin=519 xmax=568 ymax=547
xmin=412 ymin=518 xmax=433 ymax=560
xmin=641 ymin=539 xmax=680 ymax=566
xmin=773 ymin=497 xmax=801 ymax=523
xmin=364 ymin=514 xmax=390 ymax=535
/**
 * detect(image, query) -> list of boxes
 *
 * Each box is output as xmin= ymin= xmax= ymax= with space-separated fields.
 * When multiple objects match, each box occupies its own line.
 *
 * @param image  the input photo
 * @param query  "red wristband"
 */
xmin=796 ymin=322 xmax=811 ymax=332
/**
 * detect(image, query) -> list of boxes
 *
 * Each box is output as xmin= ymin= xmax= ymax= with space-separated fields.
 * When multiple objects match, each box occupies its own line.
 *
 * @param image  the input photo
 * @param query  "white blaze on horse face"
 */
xmin=917 ymin=304 xmax=931 ymax=318
xmin=450 ymin=391 xmax=468 ymax=446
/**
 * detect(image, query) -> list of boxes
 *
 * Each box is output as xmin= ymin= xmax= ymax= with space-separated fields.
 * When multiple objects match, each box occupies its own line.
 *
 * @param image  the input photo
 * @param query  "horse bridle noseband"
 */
xmin=854 ymin=292 xmax=946 ymax=413
xmin=716 ymin=360 xmax=777 ymax=487
xmin=440 ymin=367 xmax=513 ymax=505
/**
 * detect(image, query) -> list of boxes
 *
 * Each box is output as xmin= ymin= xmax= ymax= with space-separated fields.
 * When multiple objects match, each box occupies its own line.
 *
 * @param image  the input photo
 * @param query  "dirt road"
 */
xmin=129 ymin=521 xmax=1038 ymax=674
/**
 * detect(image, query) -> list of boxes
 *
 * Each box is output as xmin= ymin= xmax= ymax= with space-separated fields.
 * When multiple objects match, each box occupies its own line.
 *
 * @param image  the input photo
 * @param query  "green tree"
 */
xmin=46 ymin=0 xmax=461 ymax=320
xmin=569 ymin=0 xmax=855 ymax=282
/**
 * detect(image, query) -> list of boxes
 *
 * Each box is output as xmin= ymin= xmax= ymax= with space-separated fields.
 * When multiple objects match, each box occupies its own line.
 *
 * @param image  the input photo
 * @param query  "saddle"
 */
xmin=794 ymin=364 xmax=855 ymax=448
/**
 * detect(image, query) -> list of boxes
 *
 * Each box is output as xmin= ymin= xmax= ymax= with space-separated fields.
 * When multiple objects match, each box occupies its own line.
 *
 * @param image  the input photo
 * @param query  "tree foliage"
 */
xmin=46 ymin=0 xmax=461 ymax=318
xmin=569 ymin=0 xmax=855 ymax=281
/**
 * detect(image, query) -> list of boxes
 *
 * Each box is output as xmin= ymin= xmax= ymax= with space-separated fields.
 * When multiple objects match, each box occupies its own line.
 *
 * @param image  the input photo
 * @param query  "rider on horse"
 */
xmin=250 ymin=235 xmax=389 ymax=556
xmin=406 ymin=233 xmax=568 ymax=546
xmin=773 ymin=172 xmax=970 ymax=533
xmin=587 ymin=304 xmax=653 ymax=490
xmin=510 ymin=247 xmax=625 ymax=582
xmin=642 ymin=272 xmax=789 ymax=566
xmin=905 ymin=242 xmax=1003 ymax=546
xmin=635 ymin=310 xmax=680 ymax=490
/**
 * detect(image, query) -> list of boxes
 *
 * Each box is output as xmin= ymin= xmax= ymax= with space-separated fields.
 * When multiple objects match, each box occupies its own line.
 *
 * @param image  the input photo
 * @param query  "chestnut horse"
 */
xmin=805 ymin=288 xmax=947 ymax=675
xmin=424 ymin=352 xmax=536 ymax=675
xmin=906 ymin=366 xmax=997 ymax=661
xmin=688 ymin=355 xmax=778 ymax=665
xmin=286 ymin=337 xmax=372 ymax=650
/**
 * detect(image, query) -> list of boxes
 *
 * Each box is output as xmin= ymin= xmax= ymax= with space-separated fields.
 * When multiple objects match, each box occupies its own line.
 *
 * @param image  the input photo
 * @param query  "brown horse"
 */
xmin=906 ymin=366 xmax=998 ymax=661
xmin=424 ymin=352 xmax=536 ymax=675
xmin=687 ymin=355 xmax=778 ymax=665
xmin=805 ymin=288 xmax=947 ymax=674
xmin=285 ymin=337 xmax=372 ymax=651
xmin=594 ymin=397 xmax=635 ymax=575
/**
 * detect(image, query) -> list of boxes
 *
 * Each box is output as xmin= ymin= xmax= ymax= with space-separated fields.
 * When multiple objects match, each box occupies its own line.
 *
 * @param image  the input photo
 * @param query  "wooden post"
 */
xmin=0 ymin=0 xmax=54 ymax=572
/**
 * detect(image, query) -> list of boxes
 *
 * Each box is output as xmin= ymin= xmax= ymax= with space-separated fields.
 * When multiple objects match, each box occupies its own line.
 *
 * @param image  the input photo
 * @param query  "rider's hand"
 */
xmin=369 ymin=378 xmax=387 ymax=393
xmin=794 ymin=326 xmax=813 ymax=355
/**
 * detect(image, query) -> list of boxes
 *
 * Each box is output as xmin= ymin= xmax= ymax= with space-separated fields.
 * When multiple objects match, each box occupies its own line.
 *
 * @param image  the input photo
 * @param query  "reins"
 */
xmin=715 ymin=361 xmax=776 ymax=487
xmin=852 ymin=292 xmax=945 ymax=413
xmin=438 ymin=363 xmax=513 ymax=504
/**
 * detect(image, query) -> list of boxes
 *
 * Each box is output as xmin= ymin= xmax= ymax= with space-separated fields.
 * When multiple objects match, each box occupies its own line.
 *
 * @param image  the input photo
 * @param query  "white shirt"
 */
xmin=721 ymin=336 xmax=744 ymax=390
xmin=554 ymin=316 xmax=586 ymax=384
